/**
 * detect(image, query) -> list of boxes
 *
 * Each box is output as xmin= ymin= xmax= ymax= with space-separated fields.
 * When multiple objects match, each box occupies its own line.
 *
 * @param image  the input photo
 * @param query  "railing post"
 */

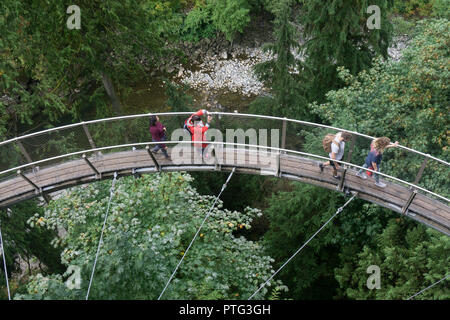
xmin=281 ymin=118 xmax=287 ymax=151
xmin=277 ymin=152 xmax=281 ymax=177
xmin=146 ymin=145 xmax=161 ymax=172
xmin=414 ymin=157 xmax=428 ymax=185
xmin=212 ymin=147 xmax=221 ymax=171
xmin=346 ymin=135 xmax=356 ymax=163
xmin=16 ymin=141 xmax=33 ymax=164
xmin=82 ymin=123 xmax=97 ymax=150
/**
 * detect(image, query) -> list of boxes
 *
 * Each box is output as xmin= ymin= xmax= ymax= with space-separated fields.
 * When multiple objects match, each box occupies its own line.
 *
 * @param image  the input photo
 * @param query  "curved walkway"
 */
xmin=0 ymin=112 xmax=448 ymax=235
xmin=0 ymin=146 xmax=448 ymax=236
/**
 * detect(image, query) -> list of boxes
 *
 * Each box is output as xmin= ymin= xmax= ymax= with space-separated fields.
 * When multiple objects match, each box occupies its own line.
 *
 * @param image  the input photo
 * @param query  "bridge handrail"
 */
xmin=0 ymin=112 xmax=448 ymax=167
xmin=0 ymin=140 xmax=448 ymax=204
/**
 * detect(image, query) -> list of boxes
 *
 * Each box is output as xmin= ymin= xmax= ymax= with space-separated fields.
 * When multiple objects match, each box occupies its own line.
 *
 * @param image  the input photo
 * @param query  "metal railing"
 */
xmin=0 ymin=112 xmax=448 ymax=203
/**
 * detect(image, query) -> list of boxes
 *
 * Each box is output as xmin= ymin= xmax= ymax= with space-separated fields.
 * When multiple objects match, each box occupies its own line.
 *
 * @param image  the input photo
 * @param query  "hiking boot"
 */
xmin=375 ymin=181 xmax=387 ymax=188
xmin=333 ymin=175 xmax=341 ymax=180
xmin=319 ymin=163 xmax=324 ymax=173
xmin=356 ymin=171 xmax=367 ymax=180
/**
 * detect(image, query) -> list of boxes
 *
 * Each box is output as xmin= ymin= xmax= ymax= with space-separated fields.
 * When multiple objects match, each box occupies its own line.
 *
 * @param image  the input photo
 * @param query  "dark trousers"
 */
xmin=152 ymin=136 xmax=169 ymax=157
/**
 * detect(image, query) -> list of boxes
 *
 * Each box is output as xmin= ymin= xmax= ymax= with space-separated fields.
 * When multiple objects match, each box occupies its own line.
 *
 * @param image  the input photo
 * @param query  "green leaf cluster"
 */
xmin=15 ymin=173 xmax=285 ymax=299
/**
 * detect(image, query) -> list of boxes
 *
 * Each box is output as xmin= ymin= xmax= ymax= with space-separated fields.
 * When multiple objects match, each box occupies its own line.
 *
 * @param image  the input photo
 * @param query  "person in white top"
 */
xmin=319 ymin=132 xmax=353 ymax=179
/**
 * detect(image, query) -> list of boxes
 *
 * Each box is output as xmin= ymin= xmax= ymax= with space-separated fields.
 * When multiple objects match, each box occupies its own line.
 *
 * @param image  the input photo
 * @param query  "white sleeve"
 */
xmin=331 ymin=143 xmax=340 ymax=154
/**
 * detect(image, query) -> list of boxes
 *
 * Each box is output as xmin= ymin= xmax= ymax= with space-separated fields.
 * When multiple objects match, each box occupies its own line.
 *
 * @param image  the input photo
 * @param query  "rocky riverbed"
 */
xmin=129 ymin=18 xmax=410 ymax=114
xmin=180 ymin=46 xmax=272 ymax=97
xmin=172 ymin=33 xmax=409 ymax=107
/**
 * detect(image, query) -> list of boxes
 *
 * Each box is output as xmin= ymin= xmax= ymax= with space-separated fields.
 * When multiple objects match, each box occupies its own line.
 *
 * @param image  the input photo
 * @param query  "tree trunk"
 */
xmin=100 ymin=71 xmax=122 ymax=114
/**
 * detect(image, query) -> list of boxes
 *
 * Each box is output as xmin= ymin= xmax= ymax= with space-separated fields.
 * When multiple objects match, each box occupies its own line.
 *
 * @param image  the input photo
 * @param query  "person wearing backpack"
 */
xmin=149 ymin=115 xmax=170 ymax=159
xmin=319 ymin=132 xmax=353 ymax=179
xmin=356 ymin=137 xmax=399 ymax=188
xmin=184 ymin=109 xmax=213 ymax=153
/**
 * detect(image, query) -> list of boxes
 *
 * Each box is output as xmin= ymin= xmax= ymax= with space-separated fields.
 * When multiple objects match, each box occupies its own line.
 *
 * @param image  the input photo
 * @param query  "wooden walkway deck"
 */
xmin=0 ymin=148 xmax=448 ymax=236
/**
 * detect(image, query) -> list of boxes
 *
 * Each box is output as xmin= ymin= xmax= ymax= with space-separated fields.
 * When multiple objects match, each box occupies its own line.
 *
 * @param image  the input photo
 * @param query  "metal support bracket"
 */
xmin=17 ymin=170 xmax=50 ymax=202
xmin=337 ymin=167 xmax=347 ymax=192
xmin=82 ymin=154 xmax=101 ymax=178
xmin=146 ymin=145 xmax=161 ymax=172
xmin=276 ymin=152 xmax=281 ymax=177
xmin=281 ymin=118 xmax=287 ymax=152
xmin=402 ymin=189 xmax=417 ymax=215
xmin=17 ymin=169 xmax=39 ymax=193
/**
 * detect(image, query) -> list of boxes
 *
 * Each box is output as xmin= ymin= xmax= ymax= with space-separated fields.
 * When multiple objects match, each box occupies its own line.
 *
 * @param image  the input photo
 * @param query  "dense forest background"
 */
xmin=0 ymin=0 xmax=449 ymax=300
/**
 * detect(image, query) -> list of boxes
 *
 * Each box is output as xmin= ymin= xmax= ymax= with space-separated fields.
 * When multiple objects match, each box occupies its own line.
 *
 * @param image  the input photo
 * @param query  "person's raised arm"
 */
xmin=201 ymin=115 xmax=213 ymax=133
xmin=386 ymin=141 xmax=399 ymax=149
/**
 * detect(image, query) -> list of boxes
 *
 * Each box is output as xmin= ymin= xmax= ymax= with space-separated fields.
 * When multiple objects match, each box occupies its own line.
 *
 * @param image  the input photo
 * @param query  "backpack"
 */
xmin=322 ymin=134 xmax=340 ymax=154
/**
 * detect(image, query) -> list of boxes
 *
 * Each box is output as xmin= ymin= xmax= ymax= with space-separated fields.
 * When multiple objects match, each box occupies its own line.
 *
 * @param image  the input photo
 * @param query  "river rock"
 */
xmin=220 ymin=51 xmax=228 ymax=60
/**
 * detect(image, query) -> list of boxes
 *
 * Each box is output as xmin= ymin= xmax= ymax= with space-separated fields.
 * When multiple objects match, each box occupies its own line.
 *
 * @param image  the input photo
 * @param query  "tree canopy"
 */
xmin=14 ymin=173 xmax=286 ymax=300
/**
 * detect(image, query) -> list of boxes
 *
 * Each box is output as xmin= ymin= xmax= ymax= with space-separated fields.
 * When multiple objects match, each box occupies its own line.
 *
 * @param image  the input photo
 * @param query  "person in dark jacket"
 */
xmin=149 ymin=115 xmax=170 ymax=159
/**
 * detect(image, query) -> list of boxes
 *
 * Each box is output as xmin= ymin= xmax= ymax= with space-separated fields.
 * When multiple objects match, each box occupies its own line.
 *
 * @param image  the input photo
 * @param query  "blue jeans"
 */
xmin=359 ymin=163 xmax=380 ymax=183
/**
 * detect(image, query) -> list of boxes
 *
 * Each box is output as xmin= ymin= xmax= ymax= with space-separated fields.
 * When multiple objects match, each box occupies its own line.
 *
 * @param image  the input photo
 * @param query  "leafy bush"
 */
xmin=182 ymin=0 xmax=252 ymax=42
xmin=15 ymin=173 xmax=286 ymax=299
xmin=393 ymin=0 xmax=449 ymax=18
xmin=310 ymin=19 xmax=450 ymax=196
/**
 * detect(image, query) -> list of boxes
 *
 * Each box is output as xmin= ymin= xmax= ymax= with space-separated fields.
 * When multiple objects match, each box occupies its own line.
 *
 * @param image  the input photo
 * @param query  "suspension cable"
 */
xmin=86 ymin=172 xmax=118 ymax=300
xmin=0 ymin=216 xmax=11 ymax=300
xmin=158 ymin=167 xmax=236 ymax=300
xmin=248 ymin=192 xmax=358 ymax=300
xmin=407 ymin=274 xmax=449 ymax=300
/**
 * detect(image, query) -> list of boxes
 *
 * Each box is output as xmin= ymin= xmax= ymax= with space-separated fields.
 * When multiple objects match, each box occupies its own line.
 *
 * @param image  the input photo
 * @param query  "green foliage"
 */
xmin=15 ymin=173 xmax=285 ymax=299
xmin=209 ymin=0 xmax=252 ymax=41
xmin=299 ymin=0 xmax=393 ymax=102
xmin=431 ymin=0 xmax=450 ymax=19
xmin=252 ymin=0 xmax=309 ymax=119
xmin=262 ymin=183 xmax=342 ymax=299
xmin=182 ymin=3 xmax=217 ymax=41
xmin=0 ymin=201 xmax=64 ymax=299
xmin=0 ymin=0 xmax=178 ymax=139
xmin=310 ymin=19 xmax=450 ymax=195
xmin=392 ymin=0 xmax=445 ymax=17
xmin=391 ymin=15 xmax=417 ymax=36
xmin=182 ymin=0 xmax=253 ymax=42
xmin=393 ymin=0 xmax=433 ymax=17
xmin=164 ymin=80 xmax=194 ymax=112
xmin=335 ymin=219 xmax=450 ymax=299
xmin=391 ymin=0 xmax=449 ymax=19
xmin=0 ymin=0 xmax=72 ymax=139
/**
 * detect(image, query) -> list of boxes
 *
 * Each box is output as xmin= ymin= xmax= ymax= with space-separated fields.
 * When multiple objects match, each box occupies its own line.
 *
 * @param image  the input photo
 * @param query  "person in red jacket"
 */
xmin=149 ymin=115 xmax=170 ymax=159
xmin=184 ymin=109 xmax=212 ymax=152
